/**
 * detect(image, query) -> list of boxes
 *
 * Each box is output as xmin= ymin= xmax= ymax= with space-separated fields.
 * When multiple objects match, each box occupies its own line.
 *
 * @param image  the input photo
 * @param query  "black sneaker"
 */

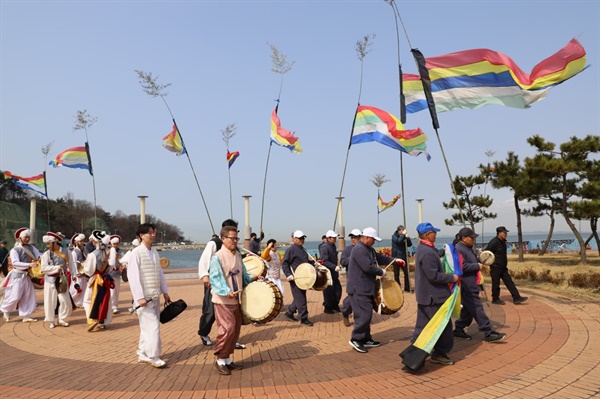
xmin=430 ymin=352 xmax=455 ymax=365
xmin=323 ymin=309 xmax=335 ymax=314
xmin=284 ymin=312 xmax=298 ymax=322
xmin=300 ymin=318 xmax=314 ymax=326
xmin=492 ymin=299 xmax=506 ymax=305
xmin=485 ymin=331 xmax=507 ymax=343
xmin=363 ymin=340 xmax=381 ymax=348
xmin=453 ymin=329 xmax=472 ymax=340
xmin=514 ymin=297 xmax=528 ymax=304
xmin=349 ymin=339 xmax=368 ymax=353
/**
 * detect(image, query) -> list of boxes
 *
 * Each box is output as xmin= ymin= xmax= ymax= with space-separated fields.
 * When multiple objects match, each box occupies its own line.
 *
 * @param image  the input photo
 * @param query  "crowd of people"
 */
xmin=0 ymin=220 xmax=526 ymax=374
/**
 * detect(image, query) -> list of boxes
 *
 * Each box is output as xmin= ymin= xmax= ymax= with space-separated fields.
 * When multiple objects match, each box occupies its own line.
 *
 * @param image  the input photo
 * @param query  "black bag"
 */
xmin=121 ymin=267 xmax=128 ymax=282
xmin=160 ymin=299 xmax=187 ymax=324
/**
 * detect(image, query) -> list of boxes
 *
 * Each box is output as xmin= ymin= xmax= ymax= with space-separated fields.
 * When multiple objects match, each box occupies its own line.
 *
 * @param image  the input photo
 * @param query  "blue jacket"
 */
xmin=414 ymin=242 xmax=455 ymax=306
xmin=346 ymin=241 xmax=388 ymax=296
xmin=281 ymin=244 xmax=309 ymax=278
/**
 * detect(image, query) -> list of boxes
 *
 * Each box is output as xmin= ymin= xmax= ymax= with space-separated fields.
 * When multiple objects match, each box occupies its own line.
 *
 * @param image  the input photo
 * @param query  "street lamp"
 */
xmin=161 ymin=231 xmax=166 ymax=243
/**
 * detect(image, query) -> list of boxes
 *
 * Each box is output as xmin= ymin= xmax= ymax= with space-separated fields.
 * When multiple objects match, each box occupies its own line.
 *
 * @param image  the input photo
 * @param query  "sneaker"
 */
xmin=150 ymin=358 xmax=167 ymax=368
xmin=201 ymin=336 xmax=213 ymax=346
xmin=514 ymin=297 xmax=528 ymax=304
xmin=300 ymin=319 xmax=314 ymax=327
xmin=3 ymin=313 xmax=10 ymax=322
xmin=485 ymin=331 xmax=507 ymax=343
xmin=430 ymin=352 xmax=455 ymax=365
xmin=235 ymin=343 xmax=246 ymax=350
xmin=342 ymin=316 xmax=352 ymax=327
xmin=214 ymin=361 xmax=231 ymax=375
xmin=22 ymin=317 xmax=37 ymax=323
xmin=492 ymin=299 xmax=506 ymax=305
xmin=58 ymin=320 xmax=69 ymax=327
xmin=349 ymin=339 xmax=368 ymax=353
xmin=97 ymin=323 xmax=106 ymax=330
xmin=453 ymin=329 xmax=472 ymax=340
xmin=226 ymin=362 xmax=243 ymax=371
xmin=112 ymin=309 xmax=120 ymax=314
xmin=49 ymin=322 xmax=55 ymax=329
xmin=284 ymin=312 xmax=298 ymax=322
xmin=363 ymin=340 xmax=381 ymax=348
xmin=138 ymin=355 xmax=152 ymax=364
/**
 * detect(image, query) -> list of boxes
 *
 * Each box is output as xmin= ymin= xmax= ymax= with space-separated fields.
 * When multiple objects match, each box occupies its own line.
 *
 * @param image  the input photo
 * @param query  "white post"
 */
xmin=138 ymin=196 xmax=148 ymax=224
xmin=242 ymin=195 xmax=252 ymax=250
xmin=336 ymin=197 xmax=345 ymax=251
xmin=416 ymin=199 xmax=424 ymax=224
xmin=29 ymin=198 xmax=38 ymax=244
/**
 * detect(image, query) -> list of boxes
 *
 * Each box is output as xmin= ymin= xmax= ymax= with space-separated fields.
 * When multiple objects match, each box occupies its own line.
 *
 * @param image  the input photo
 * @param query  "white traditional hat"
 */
xmin=42 ymin=232 xmax=62 ymax=244
xmin=14 ymin=228 xmax=31 ymax=240
xmin=110 ymin=235 xmax=122 ymax=244
xmin=71 ymin=233 xmax=85 ymax=246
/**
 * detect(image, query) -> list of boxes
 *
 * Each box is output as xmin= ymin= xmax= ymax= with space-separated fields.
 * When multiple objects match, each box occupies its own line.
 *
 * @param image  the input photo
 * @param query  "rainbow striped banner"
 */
xmin=270 ymin=107 xmax=302 ymax=153
xmin=49 ymin=145 xmax=93 ymax=175
xmin=351 ymin=105 xmax=430 ymax=159
xmin=404 ymin=38 xmax=587 ymax=114
xmin=163 ymin=124 xmax=187 ymax=156
xmin=378 ymin=194 xmax=399 ymax=214
xmin=227 ymin=150 xmax=240 ymax=169
xmin=2 ymin=171 xmax=47 ymax=197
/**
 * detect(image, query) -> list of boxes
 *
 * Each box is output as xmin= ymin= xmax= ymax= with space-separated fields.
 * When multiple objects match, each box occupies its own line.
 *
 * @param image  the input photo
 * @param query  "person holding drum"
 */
xmin=347 ymin=227 xmax=404 ymax=353
xmin=40 ymin=231 xmax=74 ymax=328
xmin=282 ymin=230 xmax=314 ymax=327
xmin=1 ymin=228 xmax=40 ymax=323
xmin=340 ymin=229 xmax=362 ymax=327
xmin=452 ymin=227 xmax=507 ymax=343
xmin=486 ymin=226 xmax=528 ymax=305
xmin=262 ymin=239 xmax=284 ymax=296
xmin=209 ymin=225 xmax=261 ymax=375
xmin=320 ymin=230 xmax=342 ymax=314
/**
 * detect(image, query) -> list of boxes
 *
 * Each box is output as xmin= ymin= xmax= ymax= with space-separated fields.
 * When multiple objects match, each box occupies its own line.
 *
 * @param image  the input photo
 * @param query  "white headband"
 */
xmin=19 ymin=229 xmax=31 ymax=239
xmin=42 ymin=235 xmax=57 ymax=244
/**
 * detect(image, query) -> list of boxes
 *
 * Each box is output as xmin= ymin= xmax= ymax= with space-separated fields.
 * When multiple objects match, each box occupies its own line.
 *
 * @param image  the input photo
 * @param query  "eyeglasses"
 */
xmin=224 ymin=236 xmax=239 ymax=241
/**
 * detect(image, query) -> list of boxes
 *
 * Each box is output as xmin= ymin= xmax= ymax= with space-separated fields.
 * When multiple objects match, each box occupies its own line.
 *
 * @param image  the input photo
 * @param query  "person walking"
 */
xmin=391 ymin=225 xmax=412 ymax=292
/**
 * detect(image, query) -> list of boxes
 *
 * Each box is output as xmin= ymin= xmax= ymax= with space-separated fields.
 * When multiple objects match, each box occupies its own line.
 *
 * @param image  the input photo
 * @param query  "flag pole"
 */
xmin=259 ymin=141 xmax=273 ymax=233
xmin=43 ymin=171 xmax=50 ymax=230
xmin=84 ymin=141 xmax=98 ymax=229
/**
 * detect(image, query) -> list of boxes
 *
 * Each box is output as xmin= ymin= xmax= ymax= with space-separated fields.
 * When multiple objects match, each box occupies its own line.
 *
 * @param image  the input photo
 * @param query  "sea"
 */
xmin=159 ymin=232 xmax=598 ymax=270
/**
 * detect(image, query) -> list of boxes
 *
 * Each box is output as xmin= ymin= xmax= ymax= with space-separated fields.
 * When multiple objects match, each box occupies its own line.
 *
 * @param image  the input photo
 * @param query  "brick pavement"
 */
xmin=0 ymin=271 xmax=598 ymax=399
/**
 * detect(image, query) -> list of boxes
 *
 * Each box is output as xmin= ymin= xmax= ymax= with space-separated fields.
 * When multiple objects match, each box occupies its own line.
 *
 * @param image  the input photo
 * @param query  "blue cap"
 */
xmin=416 ymin=222 xmax=441 ymax=235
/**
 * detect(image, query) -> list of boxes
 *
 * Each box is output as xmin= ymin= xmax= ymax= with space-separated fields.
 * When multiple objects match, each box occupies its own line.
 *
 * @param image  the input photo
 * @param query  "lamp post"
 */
xmin=335 ymin=197 xmax=345 ymax=250
xmin=161 ymin=231 xmax=166 ymax=244
xmin=242 ymin=195 xmax=252 ymax=250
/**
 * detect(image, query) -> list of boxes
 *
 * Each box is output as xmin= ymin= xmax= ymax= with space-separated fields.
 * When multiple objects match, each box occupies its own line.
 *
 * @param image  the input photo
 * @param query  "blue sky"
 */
xmin=1 ymin=0 xmax=598 ymax=242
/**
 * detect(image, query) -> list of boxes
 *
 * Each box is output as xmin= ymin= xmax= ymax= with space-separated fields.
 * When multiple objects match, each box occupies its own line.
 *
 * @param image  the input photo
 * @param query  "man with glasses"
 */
xmin=209 ymin=226 xmax=260 ymax=375
xmin=197 ymin=219 xmax=246 ymax=349
xmin=282 ymin=230 xmax=314 ymax=326
xmin=453 ymin=227 xmax=506 ymax=343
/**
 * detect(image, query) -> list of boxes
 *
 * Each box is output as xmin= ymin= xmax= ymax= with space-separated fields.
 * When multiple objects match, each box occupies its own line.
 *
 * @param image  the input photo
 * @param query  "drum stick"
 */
xmin=128 ymin=297 xmax=154 ymax=314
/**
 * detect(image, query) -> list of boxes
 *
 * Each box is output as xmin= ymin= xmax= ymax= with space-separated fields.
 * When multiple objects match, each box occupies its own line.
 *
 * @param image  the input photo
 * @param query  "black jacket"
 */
xmin=485 ymin=236 xmax=508 ymax=268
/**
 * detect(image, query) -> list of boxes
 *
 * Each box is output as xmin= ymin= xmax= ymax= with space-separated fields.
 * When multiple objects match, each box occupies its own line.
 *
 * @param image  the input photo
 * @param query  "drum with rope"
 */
xmin=374 ymin=277 xmax=404 ymax=315
xmin=241 ymin=280 xmax=283 ymax=324
xmin=160 ymin=257 xmax=170 ymax=268
xmin=242 ymin=255 xmax=267 ymax=278
xmin=479 ymin=250 xmax=495 ymax=266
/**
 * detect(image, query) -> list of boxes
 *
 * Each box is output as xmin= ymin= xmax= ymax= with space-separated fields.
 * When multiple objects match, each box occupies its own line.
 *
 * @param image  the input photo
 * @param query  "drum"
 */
xmin=28 ymin=260 xmax=45 ymax=289
xmin=374 ymin=277 xmax=404 ymax=315
xmin=241 ymin=280 xmax=282 ymax=324
xmin=243 ymin=255 xmax=267 ymax=278
xmin=479 ymin=250 xmax=495 ymax=266
xmin=313 ymin=266 xmax=331 ymax=291
xmin=160 ymin=257 xmax=170 ymax=268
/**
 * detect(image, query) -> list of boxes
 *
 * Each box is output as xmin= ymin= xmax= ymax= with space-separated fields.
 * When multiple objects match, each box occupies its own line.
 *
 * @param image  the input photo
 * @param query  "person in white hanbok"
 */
xmin=0 ymin=228 xmax=39 ymax=322
xmin=83 ymin=230 xmax=114 ymax=331
xmin=108 ymin=235 xmax=123 ymax=314
xmin=69 ymin=233 xmax=88 ymax=308
xmin=127 ymin=223 xmax=170 ymax=368
xmin=40 ymin=232 xmax=74 ymax=328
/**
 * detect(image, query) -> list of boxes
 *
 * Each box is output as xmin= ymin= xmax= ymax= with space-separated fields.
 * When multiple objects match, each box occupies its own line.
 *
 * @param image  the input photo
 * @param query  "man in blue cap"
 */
xmin=407 ymin=222 xmax=458 ymax=368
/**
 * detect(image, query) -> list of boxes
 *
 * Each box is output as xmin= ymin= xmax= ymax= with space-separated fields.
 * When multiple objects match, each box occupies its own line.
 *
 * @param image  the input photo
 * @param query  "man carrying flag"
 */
xmin=403 ymin=222 xmax=458 ymax=370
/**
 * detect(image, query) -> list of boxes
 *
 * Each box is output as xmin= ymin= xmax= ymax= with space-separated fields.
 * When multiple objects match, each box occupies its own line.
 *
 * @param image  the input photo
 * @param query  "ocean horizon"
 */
xmin=159 ymin=231 xmax=597 ymax=270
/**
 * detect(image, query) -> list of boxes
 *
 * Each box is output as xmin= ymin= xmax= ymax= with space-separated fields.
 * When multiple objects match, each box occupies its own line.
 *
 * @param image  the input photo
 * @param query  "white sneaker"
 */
xmin=97 ymin=323 xmax=106 ymax=330
xmin=112 ymin=309 xmax=120 ymax=314
xmin=49 ymin=322 xmax=55 ymax=329
xmin=58 ymin=320 xmax=69 ymax=327
xmin=138 ymin=355 xmax=152 ymax=364
xmin=22 ymin=317 xmax=37 ymax=323
xmin=151 ymin=358 xmax=167 ymax=368
xmin=3 ymin=313 xmax=9 ymax=322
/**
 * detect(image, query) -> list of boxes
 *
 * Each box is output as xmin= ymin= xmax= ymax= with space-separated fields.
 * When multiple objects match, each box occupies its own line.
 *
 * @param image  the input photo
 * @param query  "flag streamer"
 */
xmin=49 ymin=146 xmax=92 ymax=174
xmin=351 ymin=105 xmax=430 ymax=159
xmin=404 ymin=38 xmax=587 ymax=114
xmin=2 ymin=171 xmax=47 ymax=197
xmin=270 ymin=107 xmax=302 ymax=153
xmin=378 ymin=194 xmax=400 ymax=213
xmin=163 ymin=124 xmax=187 ymax=156
xmin=227 ymin=151 xmax=240 ymax=169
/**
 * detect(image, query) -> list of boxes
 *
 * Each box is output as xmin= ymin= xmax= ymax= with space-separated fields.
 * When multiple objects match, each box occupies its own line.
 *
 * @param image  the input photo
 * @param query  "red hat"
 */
xmin=71 ymin=233 xmax=85 ymax=246
xmin=14 ymin=228 xmax=31 ymax=240
xmin=110 ymin=235 xmax=122 ymax=244
xmin=43 ymin=232 xmax=63 ymax=243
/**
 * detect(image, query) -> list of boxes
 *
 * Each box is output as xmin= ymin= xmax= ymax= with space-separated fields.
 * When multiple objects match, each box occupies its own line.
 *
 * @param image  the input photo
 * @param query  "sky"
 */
xmin=1 ymin=0 xmax=598 ymax=243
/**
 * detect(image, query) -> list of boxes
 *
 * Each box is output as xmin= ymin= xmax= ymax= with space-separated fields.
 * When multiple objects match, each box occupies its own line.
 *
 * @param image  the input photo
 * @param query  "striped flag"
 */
xmin=227 ymin=150 xmax=240 ymax=169
xmin=2 ymin=171 xmax=47 ymax=197
xmin=270 ymin=106 xmax=302 ymax=153
xmin=378 ymin=194 xmax=400 ymax=214
xmin=49 ymin=145 xmax=93 ymax=176
xmin=163 ymin=124 xmax=187 ymax=156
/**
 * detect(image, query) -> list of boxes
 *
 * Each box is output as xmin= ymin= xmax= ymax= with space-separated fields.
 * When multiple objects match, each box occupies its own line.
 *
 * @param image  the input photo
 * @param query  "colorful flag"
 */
xmin=411 ymin=48 xmax=440 ymax=130
xmin=163 ymin=124 xmax=187 ymax=156
xmin=2 ymin=171 xmax=47 ymax=197
xmin=49 ymin=146 xmax=93 ymax=175
xmin=378 ymin=194 xmax=400 ymax=214
xmin=404 ymin=38 xmax=587 ymax=114
xmin=227 ymin=150 xmax=240 ymax=169
xmin=400 ymin=243 xmax=463 ymax=370
xmin=270 ymin=107 xmax=302 ymax=153
xmin=351 ymin=105 xmax=430 ymax=160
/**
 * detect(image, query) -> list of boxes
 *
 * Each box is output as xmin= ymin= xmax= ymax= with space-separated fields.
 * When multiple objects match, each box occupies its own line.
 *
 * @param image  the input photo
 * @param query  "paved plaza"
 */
xmin=1 ymin=270 xmax=598 ymax=399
